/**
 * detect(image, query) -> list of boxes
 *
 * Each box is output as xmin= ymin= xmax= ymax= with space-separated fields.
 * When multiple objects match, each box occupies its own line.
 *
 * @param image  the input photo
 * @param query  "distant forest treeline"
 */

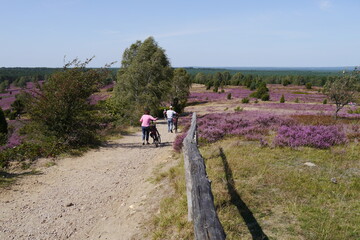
xmin=0 ymin=66 xmax=343 ymax=92
xmin=0 ymin=67 xmax=118 ymax=91
xmin=184 ymin=67 xmax=343 ymax=87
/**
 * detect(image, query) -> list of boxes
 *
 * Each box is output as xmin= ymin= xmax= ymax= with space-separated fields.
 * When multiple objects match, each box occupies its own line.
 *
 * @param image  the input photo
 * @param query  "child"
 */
xmin=139 ymin=109 xmax=157 ymax=145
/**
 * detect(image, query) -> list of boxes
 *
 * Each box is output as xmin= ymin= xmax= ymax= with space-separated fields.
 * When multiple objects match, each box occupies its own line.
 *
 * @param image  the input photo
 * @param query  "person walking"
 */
xmin=139 ymin=109 xmax=157 ymax=145
xmin=166 ymin=106 xmax=177 ymax=133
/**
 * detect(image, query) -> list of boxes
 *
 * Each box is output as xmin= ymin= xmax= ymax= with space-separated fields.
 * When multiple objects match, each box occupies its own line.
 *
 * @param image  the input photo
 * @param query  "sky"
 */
xmin=0 ymin=0 xmax=359 ymax=68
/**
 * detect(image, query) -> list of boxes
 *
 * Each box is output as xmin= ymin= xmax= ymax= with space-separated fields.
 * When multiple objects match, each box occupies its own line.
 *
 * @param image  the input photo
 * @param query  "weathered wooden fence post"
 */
xmin=183 ymin=112 xmax=197 ymax=221
xmin=183 ymin=112 xmax=226 ymax=240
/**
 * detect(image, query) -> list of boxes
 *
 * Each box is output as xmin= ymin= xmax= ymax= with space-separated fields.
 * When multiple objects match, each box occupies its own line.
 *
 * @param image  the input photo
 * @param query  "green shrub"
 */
xmin=8 ymin=111 xmax=17 ymax=120
xmin=323 ymin=99 xmax=328 ymax=104
xmin=227 ymin=93 xmax=232 ymax=100
xmin=25 ymin=59 xmax=108 ymax=147
xmin=261 ymin=93 xmax=270 ymax=101
xmin=280 ymin=94 xmax=285 ymax=103
xmin=241 ymin=97 xmax=250 ymax=104
xmin=234 ymin=106 xmax=243 ymax=112
xmin=250 ymin=82 xmax=269 ymax=99
xmin=0 ymin=107 xmax=7 ymax=135
xmin=305 ymin=82 xmax=312 ymax=89
xmin=348 ymin=107 xmax=360 ymax=114
xmin=0 ymin=133 xmax=7 ymax=146
xmin=3 ymin=109 xmax=11 ymax=118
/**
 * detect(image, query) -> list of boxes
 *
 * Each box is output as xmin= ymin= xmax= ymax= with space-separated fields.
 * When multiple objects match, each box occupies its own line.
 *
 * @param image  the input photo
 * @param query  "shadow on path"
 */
xmin=0 ymin=170 xmax=43 ymax=187
xmin=0 ymin=170 xmax=43 ymax=179
xmin=219 ymin=147 xmax=269 ymax=240
xmin=103 ymin=141 xmax=173 ymax=149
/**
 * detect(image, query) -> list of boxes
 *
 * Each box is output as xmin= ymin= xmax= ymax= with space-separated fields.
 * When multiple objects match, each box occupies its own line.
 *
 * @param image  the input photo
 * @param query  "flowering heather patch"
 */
xmin=173 ymin=133 xmax=187 ymax=152
xmin=196 ymin=112 xmax=293 ymax=143
xmin=0 ymin=120 xmax=24 ymax=150
xmin=172 ymin=114 xmax=192 ymax=152
xmin=188 ymin=86 xmax=253 ymax=103
xmin=274 ymin=125 xmax=347 ymax=148
xmin=89 ymin=92 xmax=111 ymax=105
xmin=101 ymin=82 xmax=115 ymax=90
xmin=269 ymin=84 xmax=326 ymax=103
xmin=0 ymin=82 xmax=44 ymax=110
xmin=255 ymin=102 xmax=335 ymax=112
xmin=0 ymin=96 xmax=16 ymax=110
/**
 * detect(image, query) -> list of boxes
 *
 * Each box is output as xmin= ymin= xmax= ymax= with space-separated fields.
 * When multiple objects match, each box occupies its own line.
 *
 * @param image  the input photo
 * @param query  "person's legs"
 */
xmin=145 ymin=127 xmax=150 ymax=143
xmin=142 ymin=126 xmax=146 ymax=144
xmin=142 ymin=126 xmax=150 ymax=144
xmin=170 ymin=119 xmax=174 ymax=133
xmin=167 ymin=118 xmax=172 ymax=132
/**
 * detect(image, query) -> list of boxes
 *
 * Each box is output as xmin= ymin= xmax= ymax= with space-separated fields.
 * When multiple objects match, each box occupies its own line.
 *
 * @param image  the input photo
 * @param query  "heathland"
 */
xmin=0 ymin=59 xmax=359 ymax=239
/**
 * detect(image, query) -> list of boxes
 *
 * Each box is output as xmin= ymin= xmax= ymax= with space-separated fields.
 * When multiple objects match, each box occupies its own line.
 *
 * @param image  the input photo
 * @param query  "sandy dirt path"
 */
xmin=0 ymin=120 xmax=177 ymax=240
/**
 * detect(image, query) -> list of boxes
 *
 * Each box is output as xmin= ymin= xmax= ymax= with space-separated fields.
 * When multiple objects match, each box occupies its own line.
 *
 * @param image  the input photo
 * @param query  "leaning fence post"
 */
xmin=183 ymin=112 xmax=197 ymax=221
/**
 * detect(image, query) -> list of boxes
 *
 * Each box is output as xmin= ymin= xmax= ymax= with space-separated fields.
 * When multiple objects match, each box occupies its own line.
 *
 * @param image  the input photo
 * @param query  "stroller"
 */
xmin=149 ymin=121 xmax=161 ymax=147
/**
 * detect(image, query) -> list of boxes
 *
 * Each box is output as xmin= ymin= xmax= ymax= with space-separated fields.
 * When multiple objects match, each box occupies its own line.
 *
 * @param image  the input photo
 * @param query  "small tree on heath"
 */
xmin=0 ymin=107 xmax=8 ymax=145
xmin=280 ymin=94 xmax=285 ymax=103
xmin=25 ymin=57 xmax=109 ymax=146
xmin=323 ymin=67 xmax=359 ymax=118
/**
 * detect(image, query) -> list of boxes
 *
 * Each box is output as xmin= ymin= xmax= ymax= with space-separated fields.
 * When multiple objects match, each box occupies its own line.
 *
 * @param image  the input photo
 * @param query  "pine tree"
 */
xmin=280 ymin=94 xmax=285 ymax=103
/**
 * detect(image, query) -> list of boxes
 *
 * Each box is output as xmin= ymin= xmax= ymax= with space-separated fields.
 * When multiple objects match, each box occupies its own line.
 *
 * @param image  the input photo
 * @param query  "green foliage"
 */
xmin=305 ymin=82 xmax=312 ymax=89
xmin=114 ymin=37 xmax=173 ymax=123
xmin=241 ymin=97 xmax=249 ymax=104
xmin=11 ymin=92 xmax=27 ymax=117
xmin=323 ymin=99 xmax=328 ymax=104
xmin=323 ymin=67 xmax=360 ymax=117
xmin=0 ymin=81 xmax=9 ymax=92
xmin=25 ymin=58 xmax=108 ymax=146
xmin=280 ymin=94 xmax=285 ymax=103
xmin=234 ymin=106 xmax=244 ymax=112
xmin=170 ymin=68 xmax=191 ymax=113
xmin=261 ymin=93 xmax=270 ymax=101
xmin=230 ymin=72 xmax=244 ymax=85
xmin=227 ymin=93 xmax=232 ymax=100
xmin=348 ymin=107 xmax=360 ymax=114
xmin=0 ymin=107 xmax=8 ymax=145
xmin=0 ymin=107 xmax=8 ymax=135
xmin=282 ymin=78 xmax=291 ymax=86
xmin=250 ymin=82 xmax=269 ymax=100
xmin=249 ymin=81 xmax=257 ymax=90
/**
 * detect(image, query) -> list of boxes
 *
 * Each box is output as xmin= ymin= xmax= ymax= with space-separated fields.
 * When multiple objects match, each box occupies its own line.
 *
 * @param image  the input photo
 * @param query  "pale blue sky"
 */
xmin=1 ymin=0 xmax=359 ymax=68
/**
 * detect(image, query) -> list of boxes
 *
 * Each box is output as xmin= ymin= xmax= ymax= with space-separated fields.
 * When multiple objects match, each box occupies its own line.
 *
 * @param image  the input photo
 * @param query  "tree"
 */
xmin=0 ymin=107 xmax=8 ymax=145
xmin=11 ymin=92 xmax=27 ymax=117
xmin=114 ymin=37 xmax=173 ymax=122
xmin=250 ymin=81 xmax=269 ymax=100
xmin=280 ymin=94 xmax=285 ymax=103
xmin=194 ymin=72 xmax=207 ymax=84
xmin=25 ymin=57 xmax=108 ymax=146
xmin=170 ymin=68 xmax=191 ymax=113
xmin=230 ymin=72 xmax=244 ymax=86
xmin=323 ymin=67 xmax=359 ymax=118
xmin=222 ymin=71 xmax=231 ymax=85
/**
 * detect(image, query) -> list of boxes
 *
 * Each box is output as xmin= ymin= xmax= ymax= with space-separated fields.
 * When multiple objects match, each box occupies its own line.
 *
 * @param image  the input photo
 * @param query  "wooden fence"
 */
xmin=182 ymin=112 xmax=226 ymax=240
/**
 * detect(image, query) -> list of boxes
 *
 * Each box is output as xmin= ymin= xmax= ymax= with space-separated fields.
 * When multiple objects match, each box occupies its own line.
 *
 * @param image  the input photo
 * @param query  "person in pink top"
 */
xmin=139 ymin=109 xmax=157 ymax=145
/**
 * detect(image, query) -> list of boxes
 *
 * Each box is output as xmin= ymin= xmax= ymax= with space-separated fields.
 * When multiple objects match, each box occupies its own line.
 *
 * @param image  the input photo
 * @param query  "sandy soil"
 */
xmin=0 ymin=120 xmax=177 ymax=240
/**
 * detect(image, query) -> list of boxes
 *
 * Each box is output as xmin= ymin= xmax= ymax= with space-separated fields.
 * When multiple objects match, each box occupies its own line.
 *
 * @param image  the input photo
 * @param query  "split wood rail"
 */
xmin=182 ymin=112 xmax=226 ymax=240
